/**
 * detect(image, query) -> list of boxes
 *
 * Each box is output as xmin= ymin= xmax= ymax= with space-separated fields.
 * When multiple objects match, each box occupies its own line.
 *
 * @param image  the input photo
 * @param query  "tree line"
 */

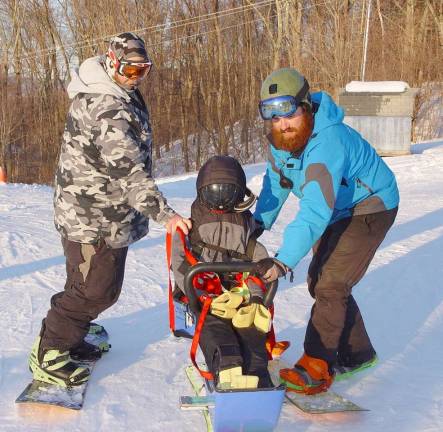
xmin=0 ymin=0 xmax=441 ymax=184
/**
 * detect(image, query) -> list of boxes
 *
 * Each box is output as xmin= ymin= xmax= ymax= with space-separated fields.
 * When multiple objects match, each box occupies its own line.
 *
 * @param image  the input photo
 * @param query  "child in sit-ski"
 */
xmin=171 ymin=156 xmax=274 ymax=389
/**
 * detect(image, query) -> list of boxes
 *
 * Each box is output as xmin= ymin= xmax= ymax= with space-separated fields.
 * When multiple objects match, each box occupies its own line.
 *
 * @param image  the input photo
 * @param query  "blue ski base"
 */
xmin=184 ymin=365 xmax=285 ymax=432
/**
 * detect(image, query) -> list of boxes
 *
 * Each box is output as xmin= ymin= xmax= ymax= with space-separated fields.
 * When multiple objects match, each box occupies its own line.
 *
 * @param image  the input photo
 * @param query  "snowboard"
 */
xmin=268 ymin=359 xmax=368 ymax=414
xmin=15 ymin=324 xmax=109 ymax=410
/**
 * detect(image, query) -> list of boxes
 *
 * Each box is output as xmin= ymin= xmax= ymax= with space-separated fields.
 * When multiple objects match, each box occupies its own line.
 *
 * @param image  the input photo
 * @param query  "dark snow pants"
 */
xmin=304 ymin=207 xmax=398 ymax=367
xmin=40 ymin=237 xmax=128 ymax=352
xmin=199 ymin=313 xmax=272 ymax=388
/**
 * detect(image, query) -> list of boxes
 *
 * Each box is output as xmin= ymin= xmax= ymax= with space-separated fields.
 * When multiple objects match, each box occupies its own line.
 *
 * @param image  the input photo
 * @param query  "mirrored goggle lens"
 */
xmin=200 ymin=184 xmax=241 ymax=210
xmin=120 ymin=63 xmax=152 ymax=79
xmin=259 ymin=96 xmax=298 ymax=120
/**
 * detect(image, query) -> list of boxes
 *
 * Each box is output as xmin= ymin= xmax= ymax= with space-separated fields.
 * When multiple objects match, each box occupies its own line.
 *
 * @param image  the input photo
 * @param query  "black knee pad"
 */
xmin=213 ymin=344 xmax=243 ymax=373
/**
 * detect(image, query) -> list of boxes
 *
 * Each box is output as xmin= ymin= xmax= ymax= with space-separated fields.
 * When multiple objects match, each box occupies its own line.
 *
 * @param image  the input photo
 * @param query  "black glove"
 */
xmin=255 ymin=257 xmax=288 ymax=283
xmin=245 ymin=278 xmax=265 ymax=304
xmin=252 ymin=219 xmax=265 ymax=239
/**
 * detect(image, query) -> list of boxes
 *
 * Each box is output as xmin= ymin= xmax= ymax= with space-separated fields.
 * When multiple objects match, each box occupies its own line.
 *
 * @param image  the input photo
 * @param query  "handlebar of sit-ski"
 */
xmin=183 ymin=262 xmax=278 ymax=313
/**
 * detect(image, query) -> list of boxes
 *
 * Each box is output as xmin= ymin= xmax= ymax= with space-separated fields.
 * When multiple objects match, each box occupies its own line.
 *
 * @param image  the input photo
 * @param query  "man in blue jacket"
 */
xmin=253 ymin=68 xmax=399 ymax=395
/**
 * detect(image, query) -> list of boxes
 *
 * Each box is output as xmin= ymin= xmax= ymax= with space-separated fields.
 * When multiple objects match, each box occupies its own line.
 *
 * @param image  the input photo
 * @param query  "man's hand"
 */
xmin=166 ymin=214 xmax=192 ymax=235
xmin=255 ymin=257 xmax=288 ymax=283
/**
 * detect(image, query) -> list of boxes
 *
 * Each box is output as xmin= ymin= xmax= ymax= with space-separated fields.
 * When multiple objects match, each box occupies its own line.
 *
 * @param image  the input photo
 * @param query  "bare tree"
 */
xmin=1 ymin=0 xmax=441 ymax=183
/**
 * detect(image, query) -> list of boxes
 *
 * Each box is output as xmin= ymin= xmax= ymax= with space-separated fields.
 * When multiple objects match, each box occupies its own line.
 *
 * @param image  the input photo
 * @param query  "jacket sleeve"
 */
xmin=253 ymin=162 xmax=290 ymax=230
xmin=92 ymin=96 xmax=176 ymax=225
xmin=276 ymin=141 xmax=347 ymax=269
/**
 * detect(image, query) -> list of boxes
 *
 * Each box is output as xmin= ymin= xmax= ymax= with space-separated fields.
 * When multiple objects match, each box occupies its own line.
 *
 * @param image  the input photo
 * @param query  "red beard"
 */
xmin=271 ymin=111 xmax=314 ymax=153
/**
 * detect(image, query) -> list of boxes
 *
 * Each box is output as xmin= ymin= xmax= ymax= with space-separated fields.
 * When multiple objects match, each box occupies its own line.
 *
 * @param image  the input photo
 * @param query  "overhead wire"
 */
xmin=11 ymin=0 xmax=336 ymax=63
xmin=15 ymin=0 xmax=281 ymax=60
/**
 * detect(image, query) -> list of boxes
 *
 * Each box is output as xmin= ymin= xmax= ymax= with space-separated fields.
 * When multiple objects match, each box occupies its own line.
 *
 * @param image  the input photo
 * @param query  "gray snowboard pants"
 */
xmin=40 ymin=237 xmax=128 ymax=352
xmin=304 ymin=207 xmax=398 ymax=367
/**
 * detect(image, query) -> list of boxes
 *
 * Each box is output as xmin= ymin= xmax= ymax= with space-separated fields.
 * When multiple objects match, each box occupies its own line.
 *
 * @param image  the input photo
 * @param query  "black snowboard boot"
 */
xmin=70 ymin=340 xmax=103 ymax=362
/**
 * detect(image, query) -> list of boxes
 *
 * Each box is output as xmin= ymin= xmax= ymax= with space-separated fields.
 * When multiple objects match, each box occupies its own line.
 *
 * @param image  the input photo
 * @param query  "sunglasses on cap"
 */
xmin=258 ymin=95 xmax=303 ymax=120
xmin=117 ymin=59 xmax=152 ymax=79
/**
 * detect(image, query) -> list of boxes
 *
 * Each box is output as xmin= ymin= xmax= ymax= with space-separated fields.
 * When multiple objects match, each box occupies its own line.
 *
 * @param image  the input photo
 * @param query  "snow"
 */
xmin=1 ymin=139 xmax=443 ymax=431
xmin=345 ymin=81 xmax=410 ymax=93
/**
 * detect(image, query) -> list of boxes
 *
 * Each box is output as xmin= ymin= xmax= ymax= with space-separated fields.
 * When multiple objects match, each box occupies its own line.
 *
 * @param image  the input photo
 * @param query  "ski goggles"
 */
xmin=259 ymin=95 xmax=302 ymax=120
xmin=117 ymin=59 xmax=152 ymax=79
xmin=199 ymin=183 xmax=243 ymax=211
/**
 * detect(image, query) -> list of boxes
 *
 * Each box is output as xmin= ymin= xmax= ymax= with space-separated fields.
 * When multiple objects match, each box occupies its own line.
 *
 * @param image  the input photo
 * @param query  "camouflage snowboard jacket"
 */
xmin=54 ymin=56 xmax=175 ymax=248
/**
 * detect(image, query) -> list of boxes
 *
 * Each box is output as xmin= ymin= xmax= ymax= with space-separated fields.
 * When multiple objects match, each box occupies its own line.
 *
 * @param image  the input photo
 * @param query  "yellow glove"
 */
xmin=210 ymin=292 xmax=243 ymax=319
xmin=218 ymin=366 xmax=259 ymax=390
xmin=232 ymin=302 xmax=272 ymax=333
xmin=253 ymin=304 xmax=272 ymax=333
xmin=231 ymin=303 xmax=256 ymax=328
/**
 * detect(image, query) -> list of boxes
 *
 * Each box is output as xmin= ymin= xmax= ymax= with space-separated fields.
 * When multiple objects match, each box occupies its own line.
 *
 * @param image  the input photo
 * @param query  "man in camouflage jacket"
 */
xmin=29 ymin=33 xmax=191 ymax=386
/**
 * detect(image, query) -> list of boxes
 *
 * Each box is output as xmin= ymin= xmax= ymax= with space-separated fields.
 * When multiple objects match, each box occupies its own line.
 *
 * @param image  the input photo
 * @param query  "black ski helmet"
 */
xmin=196 ymin=156 xmax=256 ymax=212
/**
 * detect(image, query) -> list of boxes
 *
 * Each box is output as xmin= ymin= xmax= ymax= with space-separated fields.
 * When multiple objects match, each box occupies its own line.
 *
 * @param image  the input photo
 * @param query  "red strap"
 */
xmin=175 ymin=228 xmax=198 ymax=266
xmin=165 ymin=228 xmax=200 ymax=332
xmin=190 ymin=296 xmax=214 ymax=380
xmin=166 ymin=232 xmax=175 ymax=332
xmin=267 ymin=323 xmax=277 ymax=359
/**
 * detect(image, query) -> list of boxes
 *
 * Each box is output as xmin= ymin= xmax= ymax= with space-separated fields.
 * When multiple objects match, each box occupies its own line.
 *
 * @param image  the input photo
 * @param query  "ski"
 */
xmin=184 ymin=365 xmax=214 ymax=432
xmin=268 ymin=358 xmax=368 ymax=413
xmin=15 ymin=324 xmax=109 ymax=410
xmin=180 ymin=395 xmax=215 ymax=410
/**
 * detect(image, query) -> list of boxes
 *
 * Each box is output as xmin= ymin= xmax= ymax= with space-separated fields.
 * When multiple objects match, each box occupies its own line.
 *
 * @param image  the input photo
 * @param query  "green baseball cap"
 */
xmin=260 ymin=68 xmax=311 ymax=107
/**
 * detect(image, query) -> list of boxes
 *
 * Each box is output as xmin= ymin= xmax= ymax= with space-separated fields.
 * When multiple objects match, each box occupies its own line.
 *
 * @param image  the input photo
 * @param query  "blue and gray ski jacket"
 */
xmin=254 ymin=91 xmax=399 ymax=269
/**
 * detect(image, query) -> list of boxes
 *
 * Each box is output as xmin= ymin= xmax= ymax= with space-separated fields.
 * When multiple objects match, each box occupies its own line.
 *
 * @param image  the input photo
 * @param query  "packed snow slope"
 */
xmin=1 ymin=140 xmax=442 ymax=432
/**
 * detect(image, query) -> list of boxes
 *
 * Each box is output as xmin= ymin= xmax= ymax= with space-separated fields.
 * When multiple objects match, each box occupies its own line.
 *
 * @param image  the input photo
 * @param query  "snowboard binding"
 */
xmin=29 ymin=336 xmax=90 ymax=387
